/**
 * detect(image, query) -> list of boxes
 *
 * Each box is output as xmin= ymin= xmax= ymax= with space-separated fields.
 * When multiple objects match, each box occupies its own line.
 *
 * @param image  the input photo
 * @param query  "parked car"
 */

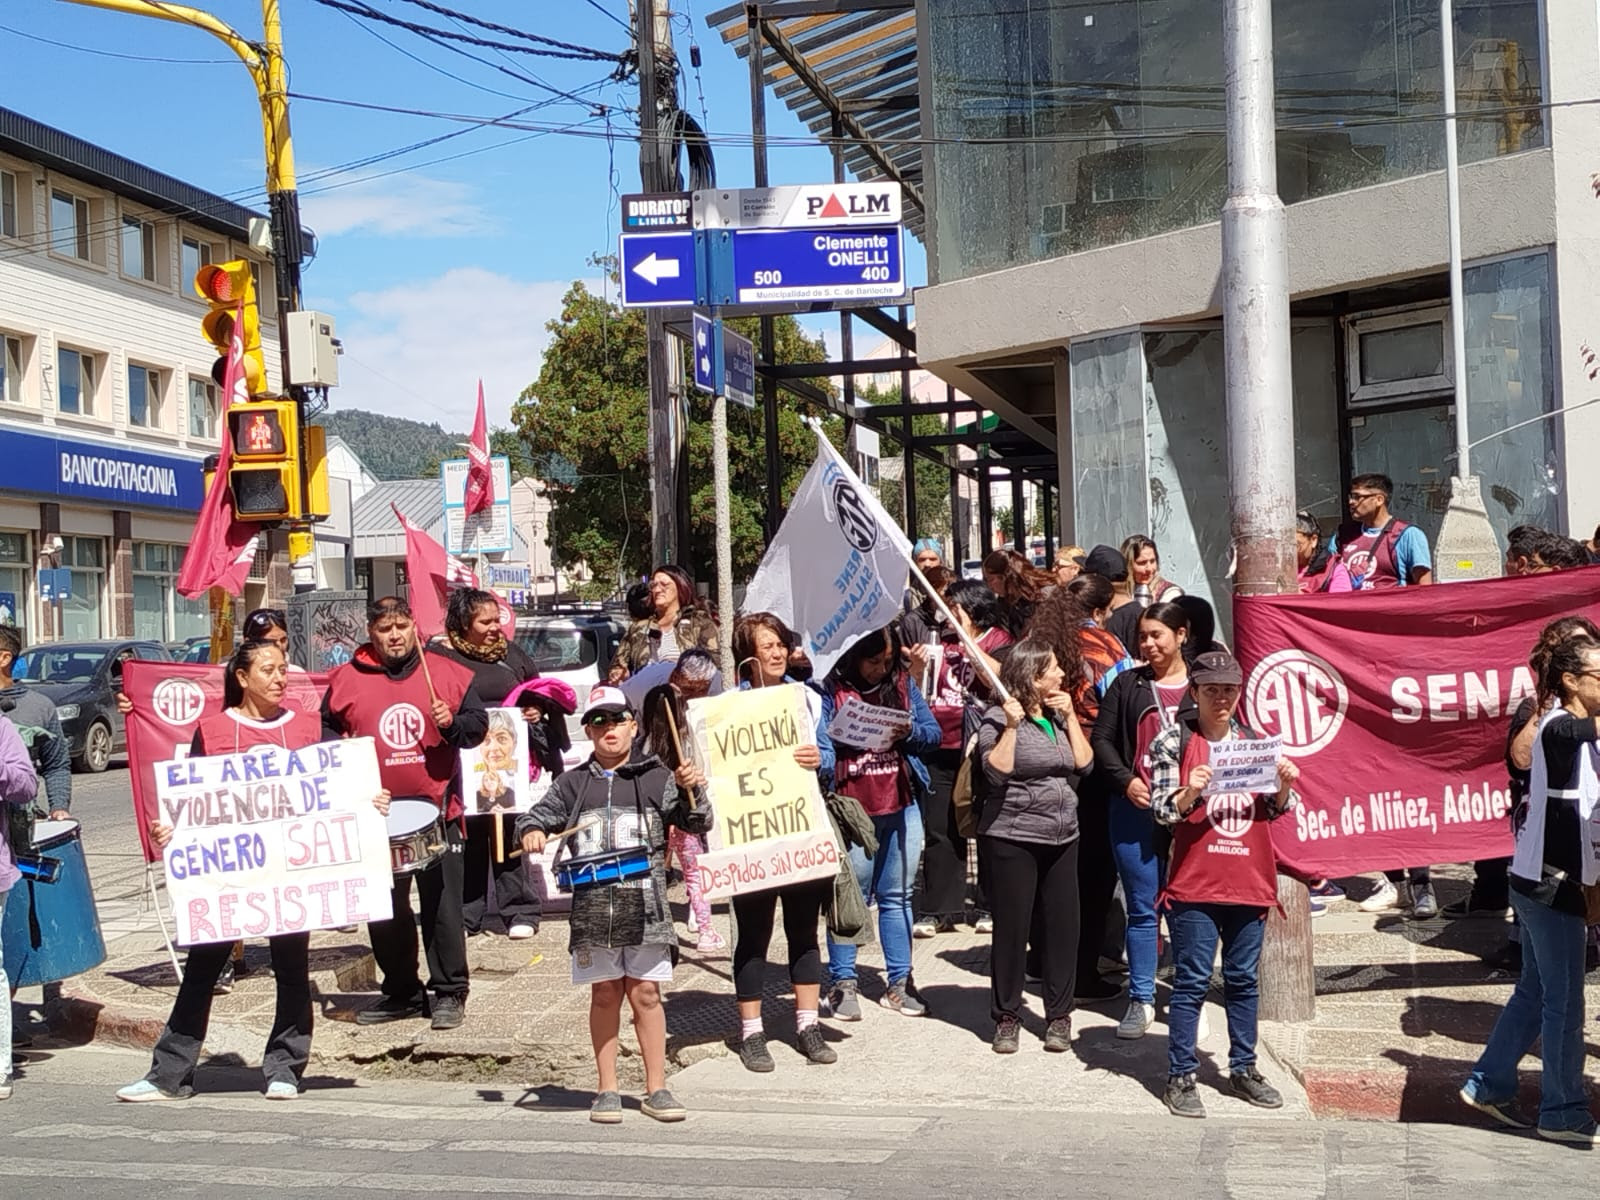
xmin=168 ymin=636 xmax=213 ymax=663
xmin=13 ymin=639 xmax=173 ymax=772
xmin=513 ymin=611 xmax=627 ymax=768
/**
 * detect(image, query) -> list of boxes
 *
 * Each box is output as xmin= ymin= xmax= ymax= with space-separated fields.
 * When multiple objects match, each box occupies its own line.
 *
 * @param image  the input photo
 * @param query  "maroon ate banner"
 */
xmin=1234 ymin=567 xmax=1600 ymax=878
xmin=124 ymin=661 xmax=329 ymax=863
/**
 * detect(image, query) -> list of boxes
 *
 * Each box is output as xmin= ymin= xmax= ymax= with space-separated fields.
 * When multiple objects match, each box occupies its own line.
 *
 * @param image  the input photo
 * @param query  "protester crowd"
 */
xmin=0 ymin=471 xmax=1597 ymax=1135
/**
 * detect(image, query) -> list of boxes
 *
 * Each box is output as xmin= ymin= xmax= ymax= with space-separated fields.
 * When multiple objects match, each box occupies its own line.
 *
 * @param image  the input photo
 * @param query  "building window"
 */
xmin=51 ymin=189 xmax=91 ymax=261
xmin=181 ymin=236 xmax=213 ymax=289
xmin=132 ymin=542 xmax=208 ymax=641
xmin=128 ymin=363 xmax=163 ymax=429
xmin=61 ymin=535 xmax=105 ymax=640
xmin=1 ymin=170 xmax=16 ymax=239
xmin=121 ymin=214 xmax=157 ymax=282
xmin=188 ymin=377 xmax=219 ymax=440
xmin=1 ymin=335 xmax=22 ymax=405
xmin=354 ymin=557 xmax=372 ymax=599
xmin=0 ymin=531 xmax=26 ymax=646
xmin=1346 ymin=306 xmax=1453 ymax=405
xmin=56 ymin=346 xmax=97 ymax=416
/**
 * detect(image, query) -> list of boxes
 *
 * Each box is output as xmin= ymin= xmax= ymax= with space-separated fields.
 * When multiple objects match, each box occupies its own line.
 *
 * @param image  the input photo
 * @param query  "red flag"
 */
xmin=463 ymin=380 xmax=493 ymax=517
xmin=394 ymin=503 xmax=479 ymax=637
xmin=177 ymin=299 xmax=261 ymax=599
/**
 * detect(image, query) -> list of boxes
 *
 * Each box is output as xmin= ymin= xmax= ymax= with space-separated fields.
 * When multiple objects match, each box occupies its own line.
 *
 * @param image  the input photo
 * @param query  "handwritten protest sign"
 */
xmin=826 ymin=696 xmax=912 ymax=753
xmin=1202 ymin=737 xmax=1284 ymax=796
xmin=686 ymin=683 xmax=839 ymax=901
xmin=156 ymin=737 xmax=393 ymax=945
xmin=460 ymin=708 xmax=547 ymax=816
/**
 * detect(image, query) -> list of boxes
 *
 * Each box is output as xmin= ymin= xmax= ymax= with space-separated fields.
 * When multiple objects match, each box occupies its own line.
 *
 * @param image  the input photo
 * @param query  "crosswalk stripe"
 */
xmin=443 ymin=1139 xmax=893 ymax=1165
xmin=0 ymin=1157 xmax=850 ymax=1198
xmin=14 ymin=1123 xmax=434 ymax=1154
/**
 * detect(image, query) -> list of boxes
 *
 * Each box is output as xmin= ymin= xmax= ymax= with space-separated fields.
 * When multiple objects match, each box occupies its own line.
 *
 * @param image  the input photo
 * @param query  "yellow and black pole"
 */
xmin=59 ymin=0 xmax=317 ymax=591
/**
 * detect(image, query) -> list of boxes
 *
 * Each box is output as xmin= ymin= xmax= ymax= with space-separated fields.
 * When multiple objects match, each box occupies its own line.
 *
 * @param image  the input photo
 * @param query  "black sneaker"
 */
xmin=1442 ymin=894 xmax=1509 ymax=918
xmin=993 ymin=1014 xmax=1022 ymax=1054
xmin=356 ymin=994 xmax=428 ymax=1025
xmin=796 ymin=1026 xmax=837 ymax=1065
xmin=1165 ymin=1072 xmax=1206 ymax=1118
xmin=430 ymin=994 xmax=466 ymax=1031
xmin=212 ymin=960 xmax=235 ymax=996
xmin=1230 ymin=1067 xmax=1283 ymax=1109
xmin=737 ymin=1033 xmax=776 ymax=1073
xmin=1043 ymin=1017 xmax=1072 ymax=1052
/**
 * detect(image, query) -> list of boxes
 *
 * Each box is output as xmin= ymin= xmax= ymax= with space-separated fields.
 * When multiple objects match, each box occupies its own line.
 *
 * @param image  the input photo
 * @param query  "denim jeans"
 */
xmin=1109 ymin=796 xmax=1163 ymax=1005
xmin=1166 ymin=901 xmax=1267 ymax=1078
xmin=828 ymin=804 xmax=925 ymax=988
xmin=1465 ymin=890 xmax=1589 ymax=1130
xmin=0 ymin=888 xmax=10 ymax=1080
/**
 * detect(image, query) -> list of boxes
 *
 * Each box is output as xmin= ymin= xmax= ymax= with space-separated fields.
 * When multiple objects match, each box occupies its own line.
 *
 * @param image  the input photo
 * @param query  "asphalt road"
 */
xmin=6 ymin=1045 xmax=1595 ymax=1199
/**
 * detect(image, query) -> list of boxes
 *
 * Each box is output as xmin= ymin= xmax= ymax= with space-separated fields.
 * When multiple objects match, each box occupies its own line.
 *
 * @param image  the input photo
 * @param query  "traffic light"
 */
xmin=226 ymin=400 xmax=299 ymax=520
xmin=195 ymin=259 xmax=266 ymax=398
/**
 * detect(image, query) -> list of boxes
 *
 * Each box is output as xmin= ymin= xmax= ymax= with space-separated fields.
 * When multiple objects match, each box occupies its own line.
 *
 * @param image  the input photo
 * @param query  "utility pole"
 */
xmin=637 ymin=0 xmax=681 ymax=569
xmin=1222 ymin=0 xmax=1312 ymax=1022
xmin=60 ymin=0 xmax=316 ymax=594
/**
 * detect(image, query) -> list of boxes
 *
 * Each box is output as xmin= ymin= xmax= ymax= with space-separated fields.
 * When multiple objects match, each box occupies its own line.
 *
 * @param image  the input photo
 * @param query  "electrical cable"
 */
xmin=0 ymin=21 xmax=233 ymax=63
xmin=308 ymin=0 xmax=623 ymax=63
xmin=387 ymin=0 xmax=624 ymax=57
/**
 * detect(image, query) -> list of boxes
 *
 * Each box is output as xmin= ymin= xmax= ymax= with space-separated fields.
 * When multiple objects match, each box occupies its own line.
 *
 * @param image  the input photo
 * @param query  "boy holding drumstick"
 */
xmin=517 ymin=686 xmax=711 ymax=1123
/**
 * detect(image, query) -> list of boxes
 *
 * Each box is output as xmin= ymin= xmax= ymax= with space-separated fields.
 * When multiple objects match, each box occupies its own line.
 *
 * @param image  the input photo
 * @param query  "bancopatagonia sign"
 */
xmin=0 ymin=425 xmax=205 ymax=511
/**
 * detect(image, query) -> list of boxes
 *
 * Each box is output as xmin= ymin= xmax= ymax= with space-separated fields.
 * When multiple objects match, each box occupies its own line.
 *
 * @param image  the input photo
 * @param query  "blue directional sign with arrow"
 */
xmin=618 ymin=231 xmax=696 ymax=307
xmin=692 ymin=312 xmax=755 ymax=408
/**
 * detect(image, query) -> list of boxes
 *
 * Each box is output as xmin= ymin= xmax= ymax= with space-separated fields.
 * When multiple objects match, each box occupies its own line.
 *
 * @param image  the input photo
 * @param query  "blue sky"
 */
xmin=5 ymin=0 xmax=922 ymax=430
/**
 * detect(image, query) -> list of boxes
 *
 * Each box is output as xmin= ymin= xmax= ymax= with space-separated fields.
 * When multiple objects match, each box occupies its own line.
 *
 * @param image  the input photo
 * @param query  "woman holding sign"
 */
xmin=117 ymin=640 xmax=392 ymax=1103
xmin=821 ymin=625 xmax=940 ymax=1020
xmin=433 ymin=589 xmax=547 ymax=941
xmin=724 ymin=615 xmax=839 ymax=1071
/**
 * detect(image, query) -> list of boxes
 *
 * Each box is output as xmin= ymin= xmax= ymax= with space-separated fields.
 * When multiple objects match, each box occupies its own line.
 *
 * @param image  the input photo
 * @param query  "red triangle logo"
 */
xmin=819 ymin=193 xmax=848 ymax=219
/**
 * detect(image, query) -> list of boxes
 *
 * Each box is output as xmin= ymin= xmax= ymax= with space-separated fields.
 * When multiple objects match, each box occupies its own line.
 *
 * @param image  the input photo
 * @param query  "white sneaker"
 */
xmin=1358 ymin=878 xmax=1400 ymax=912
xmin=686 ymin=911 xmax=700 ymax=935
xmin=1116 ymin=1000 xmax=1155 ymax=1039
xmin=507 ymin=924 xmax=537 ymax=940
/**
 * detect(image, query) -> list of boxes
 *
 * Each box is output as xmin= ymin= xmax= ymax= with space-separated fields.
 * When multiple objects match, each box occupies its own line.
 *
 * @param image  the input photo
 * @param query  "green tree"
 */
xmin=859 ymin=384 xmax=953 ymax=539
xmin=510 ymin=280 xmax=837 ymax=597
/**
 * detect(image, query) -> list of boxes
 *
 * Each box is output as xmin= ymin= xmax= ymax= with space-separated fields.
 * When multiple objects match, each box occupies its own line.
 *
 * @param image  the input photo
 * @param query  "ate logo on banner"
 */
xmin=378 ymin=703 xmax=426 ymax=749
xmin=832 ymin=478 xmax=878 ymax=552
xmin=152 ymin=677 xmax=207 ymax=726
xmin=1245 ymin=649 xmax=1349 ymax=757
xmin=1205 ymin=793 xmax=1255 ymax=839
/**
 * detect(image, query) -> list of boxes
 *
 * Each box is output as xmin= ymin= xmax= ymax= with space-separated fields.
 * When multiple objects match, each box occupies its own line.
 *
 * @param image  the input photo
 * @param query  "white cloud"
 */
xmin=300 ymin=172 xmax=494 ymax=239
xmin=331 ymin=267 xmax=583 ymax=431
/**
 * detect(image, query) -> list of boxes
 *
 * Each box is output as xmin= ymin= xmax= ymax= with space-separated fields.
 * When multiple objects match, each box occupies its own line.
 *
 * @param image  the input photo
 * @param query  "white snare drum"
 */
xmin=386 ymin=799 xmax=445 ymax=876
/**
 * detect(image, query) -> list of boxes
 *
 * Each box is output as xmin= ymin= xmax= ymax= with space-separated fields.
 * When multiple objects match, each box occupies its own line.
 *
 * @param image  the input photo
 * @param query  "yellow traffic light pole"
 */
xmin=58 ymin=0 xmax=317 ymax=588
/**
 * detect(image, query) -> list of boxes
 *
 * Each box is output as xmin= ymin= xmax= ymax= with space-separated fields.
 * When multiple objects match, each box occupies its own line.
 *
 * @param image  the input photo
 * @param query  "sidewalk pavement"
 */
xmin=12 ymin=861 xmax=1581 ymax=1124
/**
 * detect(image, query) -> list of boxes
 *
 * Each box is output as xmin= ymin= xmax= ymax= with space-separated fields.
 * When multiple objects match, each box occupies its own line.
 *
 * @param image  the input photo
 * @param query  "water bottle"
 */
xmin=1133 ymin=582 xmax=1153 ymax=609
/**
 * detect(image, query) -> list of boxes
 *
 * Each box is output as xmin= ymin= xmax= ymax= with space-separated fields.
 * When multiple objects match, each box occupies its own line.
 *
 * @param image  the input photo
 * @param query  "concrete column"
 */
xmin=1543 ymin=1 xmax=1600 ymax=535
xmin=1053 ymin=348 xmax=1075 ymax=546
xmin=111 ymin=510 xmax=133 ymax=637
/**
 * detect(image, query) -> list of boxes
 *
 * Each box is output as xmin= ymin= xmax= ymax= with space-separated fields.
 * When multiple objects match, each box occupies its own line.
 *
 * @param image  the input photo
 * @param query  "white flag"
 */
xmin=742 ymin=432 xmax=913 ymax=677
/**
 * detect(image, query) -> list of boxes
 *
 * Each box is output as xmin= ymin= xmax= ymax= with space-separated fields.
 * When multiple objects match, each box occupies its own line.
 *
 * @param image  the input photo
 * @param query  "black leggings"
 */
xmin=731 ymin=878 xmax=833 ymax=1002
xmin=985 ymin=835 xmax=1080 ymax=1023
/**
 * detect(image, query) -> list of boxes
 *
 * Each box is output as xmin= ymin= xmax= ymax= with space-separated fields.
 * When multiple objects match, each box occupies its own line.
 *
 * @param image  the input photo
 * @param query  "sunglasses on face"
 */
xmin=243 ymin=609 xmax=287 ymax=636
xmin=584 ymin=711 xmax=631 ymax=729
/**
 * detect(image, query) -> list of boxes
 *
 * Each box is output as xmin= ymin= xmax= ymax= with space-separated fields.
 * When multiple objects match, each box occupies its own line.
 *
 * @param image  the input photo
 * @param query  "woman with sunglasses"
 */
xmin=607 ymin=565 xmax=720 ymax=683
xmin=723 ymin=614 xmax=840 ymax=1071
xmin=430 ymin=588 xmax=548 ymax=941
xmin=117 ymin=639 xmax=391 ymax=1102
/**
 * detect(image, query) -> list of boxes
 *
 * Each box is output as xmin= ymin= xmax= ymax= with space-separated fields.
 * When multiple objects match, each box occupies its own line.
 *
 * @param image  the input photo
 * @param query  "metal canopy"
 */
xmin=706 ymin=0 xmax=925 ymax=239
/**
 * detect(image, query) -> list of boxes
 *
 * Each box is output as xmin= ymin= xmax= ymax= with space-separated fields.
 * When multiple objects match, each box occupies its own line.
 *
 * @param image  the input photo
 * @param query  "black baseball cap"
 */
xmin=1083 ymin=545 xmax=1128 ymax=581
xmin=1191 ymin=650 xmax=1243 ymax=687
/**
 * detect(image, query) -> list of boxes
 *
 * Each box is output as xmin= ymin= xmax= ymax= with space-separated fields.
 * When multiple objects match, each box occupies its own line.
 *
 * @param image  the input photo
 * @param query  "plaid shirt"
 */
xmin=1149 ymin=717 xmax=1299 ymax=826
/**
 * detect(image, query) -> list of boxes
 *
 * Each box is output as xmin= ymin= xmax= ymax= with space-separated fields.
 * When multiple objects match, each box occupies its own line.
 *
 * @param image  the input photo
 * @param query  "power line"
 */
xmin=581 ymin=0 xmax=634 ymax=37
xmin=389 ymin=0 xmax=626 ymax=55
xmin=308 ymin=0 xmax=623 ymax=63
xmin=0 ymin=22 xmax=233 ymax=63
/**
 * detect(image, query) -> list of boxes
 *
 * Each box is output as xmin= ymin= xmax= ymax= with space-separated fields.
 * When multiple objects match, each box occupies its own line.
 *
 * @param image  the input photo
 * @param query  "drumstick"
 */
xmin=493 ymin=813 xmax=505 ymax=863
xmin=505 ymin=819 xmax=590 ymax=860
xmin=663 ymin=705 xmax=701 ymax=810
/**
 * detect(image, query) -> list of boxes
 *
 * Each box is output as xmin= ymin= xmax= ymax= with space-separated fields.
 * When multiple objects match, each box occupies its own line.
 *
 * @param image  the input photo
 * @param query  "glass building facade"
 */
xmin=927 ymin=0 xmax=1546 ymax=280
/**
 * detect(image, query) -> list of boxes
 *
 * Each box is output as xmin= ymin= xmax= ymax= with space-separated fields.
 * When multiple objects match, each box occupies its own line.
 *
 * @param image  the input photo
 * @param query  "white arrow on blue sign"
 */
xmin=618 ymin=231 xmax=697 ymax=307
xmin=692 ymin=312 xmax=756 ymax=408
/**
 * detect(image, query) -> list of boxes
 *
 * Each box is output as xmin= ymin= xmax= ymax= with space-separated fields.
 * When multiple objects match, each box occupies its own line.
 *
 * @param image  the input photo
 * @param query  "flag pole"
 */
xmin=906 ymin=562 xmax=1011 ymax=704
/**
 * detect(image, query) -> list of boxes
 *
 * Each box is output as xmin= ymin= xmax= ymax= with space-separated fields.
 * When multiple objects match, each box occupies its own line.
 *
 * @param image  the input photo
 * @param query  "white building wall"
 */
xmin=0 ymin=146 xmax=281 ymax=446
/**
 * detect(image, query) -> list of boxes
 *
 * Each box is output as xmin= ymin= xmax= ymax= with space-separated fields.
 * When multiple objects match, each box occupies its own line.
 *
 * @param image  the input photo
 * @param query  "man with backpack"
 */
xmin=1331 ymin=473 xmax=1433 ymax=590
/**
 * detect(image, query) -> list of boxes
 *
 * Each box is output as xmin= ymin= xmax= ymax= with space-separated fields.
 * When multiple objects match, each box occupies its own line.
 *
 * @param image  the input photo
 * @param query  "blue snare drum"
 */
xmin=3 ymin=818 xmax=108 ymax=986
xmin=555 ymin=847 xmax=652 ymax=894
